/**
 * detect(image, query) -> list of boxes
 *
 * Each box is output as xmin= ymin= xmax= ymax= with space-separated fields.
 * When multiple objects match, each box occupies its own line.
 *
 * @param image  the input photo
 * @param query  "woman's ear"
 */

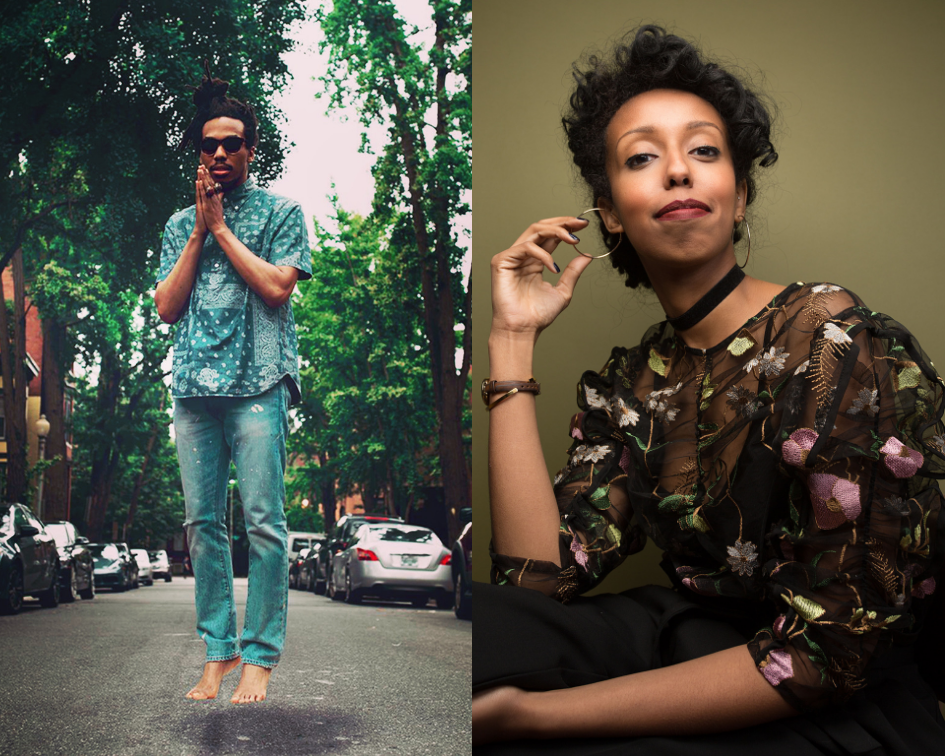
xmin=596 ymin=198 xmax=624 ymax=234
xmin=734 ymin=180 xmax=748 ymax=223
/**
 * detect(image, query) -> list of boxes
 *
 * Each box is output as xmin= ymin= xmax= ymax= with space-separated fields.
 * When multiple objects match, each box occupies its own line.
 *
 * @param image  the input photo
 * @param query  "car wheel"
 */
xmin=454 ymin=571 xmax=472 ymax=620
xmin=306 ymin=570 xmax=314 ymax=593
xmin=0 ymin=566 xmax=24 ymax=615
xmin=165 ymin=574 xmax=172 ymax=582
xmin=80 ymin=572 xmax=95 ymax=600
xmin=344 ymin=570 xmax=361 ymax=605
xmin=38 ymin=566 xmax=61 ymax=608
xmin=62 ymin=568 xmax=78 ymax=603
xmin=410 ymin=595 xmax=428 ymax=608
xmin=314 ymin=579 xmax=326 ymax=596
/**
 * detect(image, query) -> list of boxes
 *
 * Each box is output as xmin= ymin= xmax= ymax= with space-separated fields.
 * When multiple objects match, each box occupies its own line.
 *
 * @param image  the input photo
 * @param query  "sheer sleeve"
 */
xmin=491 ymin=347 xmax=648 ymax=601
xmin=749 ymin=301 xmax=945 ymax=711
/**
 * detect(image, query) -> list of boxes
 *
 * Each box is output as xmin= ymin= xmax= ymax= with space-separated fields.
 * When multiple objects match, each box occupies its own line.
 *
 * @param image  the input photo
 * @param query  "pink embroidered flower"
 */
xmin=619 ymin=445 xmax=631 ymax=474
xmin=570 ymin=427 xmax=584 ymax=441
xmin=570 ymin=532 xmax=588 ymax=571
xmin=761 ymin=649 xmax=793 ymax=686
xmin=773 ymin=615 xmax=787 ymax=637
xmin=809 ymin=473 xmax=861 ymax=529
xmin=912 ymin=577 xmax=936 ymax=598
xmin=782 ymin=428 xmax=818 ymax=467
xmin=880 ymin=437 xmax=924 ymax=479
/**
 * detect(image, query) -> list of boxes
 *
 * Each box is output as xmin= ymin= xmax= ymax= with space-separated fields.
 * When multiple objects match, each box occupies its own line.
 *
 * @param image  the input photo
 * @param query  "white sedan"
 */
xmin=131 ymin=549 xmax=154 ymax=586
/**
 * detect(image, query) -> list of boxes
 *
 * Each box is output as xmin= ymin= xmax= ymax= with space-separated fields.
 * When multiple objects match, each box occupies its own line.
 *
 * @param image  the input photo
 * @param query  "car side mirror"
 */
xmin=77 ymin=537 xmax=89 ymax=544
xmin=16 ymin=525 xmax=40 ymax=538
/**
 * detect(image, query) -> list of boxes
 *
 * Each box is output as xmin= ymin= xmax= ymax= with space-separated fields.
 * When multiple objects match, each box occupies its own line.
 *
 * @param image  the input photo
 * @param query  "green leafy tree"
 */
xmin=317 ymin=0 xmax=472 ymax=539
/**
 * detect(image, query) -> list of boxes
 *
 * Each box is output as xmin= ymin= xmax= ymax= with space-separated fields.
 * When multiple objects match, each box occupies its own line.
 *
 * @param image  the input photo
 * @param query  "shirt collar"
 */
xmin=222 ymin=176 xmax=257 ymax=213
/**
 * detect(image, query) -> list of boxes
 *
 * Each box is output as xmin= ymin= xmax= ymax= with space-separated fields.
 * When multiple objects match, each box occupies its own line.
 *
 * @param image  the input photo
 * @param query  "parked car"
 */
xmin=328 ymin=523 xmax=453 ymax=608
xmin=287 ymin=531 xmax=324 ymax=567
xmin=320 ymin=515 xmax=404 ymax=598
xmin=0 ymin=502 xmax=61 ymax=614
xmin=288 ymin=546 xmax=311 ymax=590
xmin=298 ymin=536 xmax=330 ymax=594
xmin=44 ymin=520 xmax=95 ymax=602
xmin=451 ymin=508 xmax=472 ymax=620
xmin=116 ymin=543 xmax=140 ymax=588
xmin=89 ymin=542 xmax=136 ymax=591
xmin=131 ymin=549 xmax=154 ymax=586
xmin=148 ymin=550 xmax=172 ymax=582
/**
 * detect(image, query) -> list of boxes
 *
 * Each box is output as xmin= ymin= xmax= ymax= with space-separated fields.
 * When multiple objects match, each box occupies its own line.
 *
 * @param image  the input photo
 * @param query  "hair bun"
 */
xmin=192 ymin=59 xmax=229 ymax=107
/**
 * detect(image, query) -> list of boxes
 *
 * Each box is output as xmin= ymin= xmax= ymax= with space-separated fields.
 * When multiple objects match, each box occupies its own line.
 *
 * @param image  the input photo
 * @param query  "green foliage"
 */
xmin=288 ymin=201 xmax=438 ymax=519
xmin=286 ymin=500 xmax=325 ymax=534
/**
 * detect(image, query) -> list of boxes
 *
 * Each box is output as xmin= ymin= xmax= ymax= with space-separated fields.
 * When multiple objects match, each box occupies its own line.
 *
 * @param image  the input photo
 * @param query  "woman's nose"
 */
xmin=664 ymin=151 xmax=691 ymax=188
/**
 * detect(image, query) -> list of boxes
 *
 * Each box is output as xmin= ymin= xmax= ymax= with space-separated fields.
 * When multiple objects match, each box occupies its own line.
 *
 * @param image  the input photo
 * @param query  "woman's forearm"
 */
xmin=519 ymin=645 xmax=797 ymax=739
xmin=488 ymin=328 xmax=562 ymax=564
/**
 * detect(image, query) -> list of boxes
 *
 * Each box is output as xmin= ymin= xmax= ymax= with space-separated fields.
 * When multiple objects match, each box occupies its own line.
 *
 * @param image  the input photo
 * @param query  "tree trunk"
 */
xmin=0 ymin=249 xmax=29 ymax=505
xmin=40 ymin=316 xmax=69 ymax=520
xmin=85 ymin=351 xmax=122 ymax=541
xmin=123 ymin=405 xmax=161 ymax=540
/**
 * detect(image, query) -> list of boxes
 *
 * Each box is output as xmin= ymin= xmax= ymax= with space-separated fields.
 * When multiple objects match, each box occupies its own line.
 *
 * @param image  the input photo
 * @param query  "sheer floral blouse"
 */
xmin=490 ymin=282 xmax=945 ymax=713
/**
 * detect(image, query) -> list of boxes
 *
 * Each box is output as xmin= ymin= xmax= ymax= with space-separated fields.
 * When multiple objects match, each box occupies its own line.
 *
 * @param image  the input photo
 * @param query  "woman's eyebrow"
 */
xmin=616 ymin=120 xmax=723 ymax=146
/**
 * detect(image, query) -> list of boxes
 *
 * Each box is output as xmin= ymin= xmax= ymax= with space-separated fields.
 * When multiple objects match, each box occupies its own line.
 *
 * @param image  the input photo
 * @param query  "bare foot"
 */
xmin=185 ymin=657 xmax=241 ymax=700
xmin=231 ymin=663 xmax=273 ymax=704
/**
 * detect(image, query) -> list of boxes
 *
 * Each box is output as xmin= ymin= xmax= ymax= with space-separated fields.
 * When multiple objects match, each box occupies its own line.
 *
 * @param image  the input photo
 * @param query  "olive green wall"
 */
xmin=472 ymin=0 xmax=945 ymax=595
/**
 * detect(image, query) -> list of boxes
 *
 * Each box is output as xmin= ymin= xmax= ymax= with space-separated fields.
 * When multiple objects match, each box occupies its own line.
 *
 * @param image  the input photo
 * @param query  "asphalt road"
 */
xmin=0 ymin=577 xmax=471 ymax=756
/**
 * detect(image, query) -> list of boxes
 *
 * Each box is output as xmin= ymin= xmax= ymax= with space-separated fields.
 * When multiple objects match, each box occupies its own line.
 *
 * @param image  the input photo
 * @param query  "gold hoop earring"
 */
xmin=574 ymin=208 xmax=623 ymax=259
xmin=735 ymin=218 xmax=751 ymax=269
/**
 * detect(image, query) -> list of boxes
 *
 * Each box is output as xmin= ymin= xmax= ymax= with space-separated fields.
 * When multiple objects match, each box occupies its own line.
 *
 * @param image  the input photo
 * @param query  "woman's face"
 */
xmin=599 ymin=89 xmax=746 ymax=271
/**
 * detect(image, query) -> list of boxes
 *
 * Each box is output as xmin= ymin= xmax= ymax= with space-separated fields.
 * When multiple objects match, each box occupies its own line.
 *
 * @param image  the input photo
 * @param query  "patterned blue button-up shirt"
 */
xmin=157 ymin=177 xmax=312 ymax=404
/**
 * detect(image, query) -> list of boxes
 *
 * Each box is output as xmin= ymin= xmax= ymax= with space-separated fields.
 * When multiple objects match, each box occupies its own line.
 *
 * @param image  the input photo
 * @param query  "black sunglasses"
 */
xmin=200 ymin=136 xmax=247 ymax=155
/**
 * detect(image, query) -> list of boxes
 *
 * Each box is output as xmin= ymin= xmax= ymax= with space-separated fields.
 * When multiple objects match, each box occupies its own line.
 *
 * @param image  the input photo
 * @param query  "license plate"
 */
xmin=399 ymin=554 xmax=419 ymax=568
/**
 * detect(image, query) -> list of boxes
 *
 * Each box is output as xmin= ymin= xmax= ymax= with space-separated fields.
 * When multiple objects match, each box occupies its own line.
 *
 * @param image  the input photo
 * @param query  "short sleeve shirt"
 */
xmin=156 ymin=177 xmax=312 ymax=404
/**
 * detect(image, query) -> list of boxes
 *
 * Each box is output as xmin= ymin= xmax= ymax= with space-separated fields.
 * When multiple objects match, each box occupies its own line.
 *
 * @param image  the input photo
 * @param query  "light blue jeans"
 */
xmin=173 ymin=379 xmax=289 ymax=668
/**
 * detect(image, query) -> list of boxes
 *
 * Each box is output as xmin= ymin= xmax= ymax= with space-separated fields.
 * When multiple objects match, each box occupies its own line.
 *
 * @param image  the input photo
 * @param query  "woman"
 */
xmin=474 ymin=26 xmax=945 ymax=753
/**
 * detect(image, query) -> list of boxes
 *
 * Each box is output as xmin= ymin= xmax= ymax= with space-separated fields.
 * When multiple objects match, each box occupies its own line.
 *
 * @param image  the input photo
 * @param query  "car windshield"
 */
xmin=369 ymin=527 xmax=438 ymax=544
xmin=90 ymin=544 xmax=120 ymax=560
xmin=45 ymin=523 xmax=71 ymax=548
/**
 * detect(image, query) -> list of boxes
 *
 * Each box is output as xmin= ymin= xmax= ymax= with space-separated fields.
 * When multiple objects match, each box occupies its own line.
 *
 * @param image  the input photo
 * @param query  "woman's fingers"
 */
xmin=553 ymin=251 xmax=594 ymax=304
xmin=514 ymin=216 xmax=589 ymax=251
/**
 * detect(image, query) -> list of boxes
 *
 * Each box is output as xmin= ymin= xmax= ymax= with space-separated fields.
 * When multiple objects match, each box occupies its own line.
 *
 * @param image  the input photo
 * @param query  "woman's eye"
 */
xmin=625 ymin=153 xmax=653 ymax=168
xmin=692 ymin=145 xmax=720 ymax=158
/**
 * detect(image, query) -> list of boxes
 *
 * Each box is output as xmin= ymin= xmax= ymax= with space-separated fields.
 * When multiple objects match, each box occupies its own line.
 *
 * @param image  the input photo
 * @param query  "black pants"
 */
xmin=473 ymin=582 xmax=945 ymax=756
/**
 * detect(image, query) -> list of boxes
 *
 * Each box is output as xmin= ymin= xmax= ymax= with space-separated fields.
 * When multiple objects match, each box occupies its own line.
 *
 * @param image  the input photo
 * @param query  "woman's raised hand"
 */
xmin=490 ymin=217 xmax=592 ymax=341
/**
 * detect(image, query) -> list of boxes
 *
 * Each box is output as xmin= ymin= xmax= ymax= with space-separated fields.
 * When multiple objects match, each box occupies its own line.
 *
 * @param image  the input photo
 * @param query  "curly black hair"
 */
xmin=178 ymin=60 xmax=258 ymax=155
xmin=562 ymin=26 xmax=778 ymax=289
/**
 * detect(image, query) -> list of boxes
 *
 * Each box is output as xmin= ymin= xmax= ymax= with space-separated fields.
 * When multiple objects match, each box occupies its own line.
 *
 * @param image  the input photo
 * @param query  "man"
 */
xmin=154 ymin=66 xmax=311 ymax=703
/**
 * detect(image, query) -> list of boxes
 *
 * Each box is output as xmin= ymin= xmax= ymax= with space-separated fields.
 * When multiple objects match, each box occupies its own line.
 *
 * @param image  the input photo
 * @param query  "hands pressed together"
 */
xmin=193 ymin=164 xmax=226 ymax=237
xmin=489 ymin=216 xmax=593 ymax=343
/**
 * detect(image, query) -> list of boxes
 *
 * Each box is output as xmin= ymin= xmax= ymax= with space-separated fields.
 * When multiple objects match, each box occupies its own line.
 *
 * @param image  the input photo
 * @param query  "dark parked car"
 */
xmin=320 ymin=515 xmax=404 ymax=598
xmin=451 ymin=507 xmax=472 ymax=620
xmin=288 ymin=546 xmax=312 ymax=590
xmin=297 ymin=536 xmax=329 ymax=593
xmin=0 ymin=503 xmax=61 ymax=614
xmin=89 ymin=542 xmax=137 ymax=591
xmin=44 ymin=520 xmax=95 ymax=602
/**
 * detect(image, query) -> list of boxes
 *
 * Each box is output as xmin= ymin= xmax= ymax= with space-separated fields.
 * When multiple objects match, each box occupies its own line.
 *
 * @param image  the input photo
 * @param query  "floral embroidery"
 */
xmin=782 ymin=427 xmax=818 ymax=467
xmin=929 ymin=434 xmax=945 ymax=454
xmin=847 ymin=388 xmax=879 ymax=417
xmin=811 ymin=284 xmax=842 ymax=294
xmin=760 ymin=649 xmax=794 ymax=686
xmin=196 ymin=367 xmax=221 ymax=390
xmin=553 ymin=469 xmax=565 ymax=487
xmin=569 ymin=530 xmax=589 ymax=571
xmin=880 ymin=437 xmax=924 ymax=479
xmin=585 ymin=387 xmax=608 ymax=410
xmin=882 ymin=496 xmax=910 ymax=515
xmin=570 ymin=444 xmax=611 ymax=465
xmin=612 ymin=396 xmax=640 ymax=428
xmin=726 ymin=539 xmax=759 ymax=576
xmin=912 ymin=577 xmax=936 ymax=598
xmin=745 ymin=346 xmax=789 ymax=377
xmin=725 ymin=385 xmax=760 ymax=417
xmin=570 ymin=426 xmax=584 ymax=441
xmin=643 ymin=382 xmax=682 ymax=423
xmin=793 ymin=359 xmax=810 ymax=376
xmin=809 ymin=473 xmax=862 ymax=529
xmin=823 ymin=322 xmax=852 ymax=347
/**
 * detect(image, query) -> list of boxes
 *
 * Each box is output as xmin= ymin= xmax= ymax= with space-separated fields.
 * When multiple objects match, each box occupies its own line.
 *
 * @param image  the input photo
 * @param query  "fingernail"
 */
xmin=569 ymin=234 xmax=580 ymax=241
xmin=553 ymin=263 xmax=561 ymax=273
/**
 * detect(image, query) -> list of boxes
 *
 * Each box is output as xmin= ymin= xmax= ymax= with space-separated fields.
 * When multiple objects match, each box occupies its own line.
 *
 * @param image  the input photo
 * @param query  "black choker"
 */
xmin=665 ymin=265 xmax=745 ymax=332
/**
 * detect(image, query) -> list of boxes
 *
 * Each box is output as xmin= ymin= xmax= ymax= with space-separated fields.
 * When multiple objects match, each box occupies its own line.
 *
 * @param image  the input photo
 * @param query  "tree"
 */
xmin=289 ymin=202 xmax=439 ymax=534
xmin=0 ymin=0 xmax=304 ymax=525
xmin=317 ymin=0 xmax=472 ymax=539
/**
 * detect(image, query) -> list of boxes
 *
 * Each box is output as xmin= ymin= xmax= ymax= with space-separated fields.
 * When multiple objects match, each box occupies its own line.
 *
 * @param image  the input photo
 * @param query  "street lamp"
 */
xmin=34 ymin=414 xmax=50 ymax=519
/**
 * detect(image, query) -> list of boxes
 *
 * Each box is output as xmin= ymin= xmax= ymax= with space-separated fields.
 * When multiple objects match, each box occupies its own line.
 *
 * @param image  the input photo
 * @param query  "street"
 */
xmin=0 ymin=577 xmax=471 ymax=756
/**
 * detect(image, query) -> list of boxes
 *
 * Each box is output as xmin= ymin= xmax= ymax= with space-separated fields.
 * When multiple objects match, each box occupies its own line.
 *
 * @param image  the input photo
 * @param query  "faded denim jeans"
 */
xmin=173 ymin=379 xmax=290 ymax=668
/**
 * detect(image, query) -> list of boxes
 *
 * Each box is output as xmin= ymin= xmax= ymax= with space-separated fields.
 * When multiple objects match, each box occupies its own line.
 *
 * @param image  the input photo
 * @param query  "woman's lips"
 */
xmin=657 ymin=207 xmax=709 ymax=220
xmin=655 ymin=199 xmax=711 ymax=220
